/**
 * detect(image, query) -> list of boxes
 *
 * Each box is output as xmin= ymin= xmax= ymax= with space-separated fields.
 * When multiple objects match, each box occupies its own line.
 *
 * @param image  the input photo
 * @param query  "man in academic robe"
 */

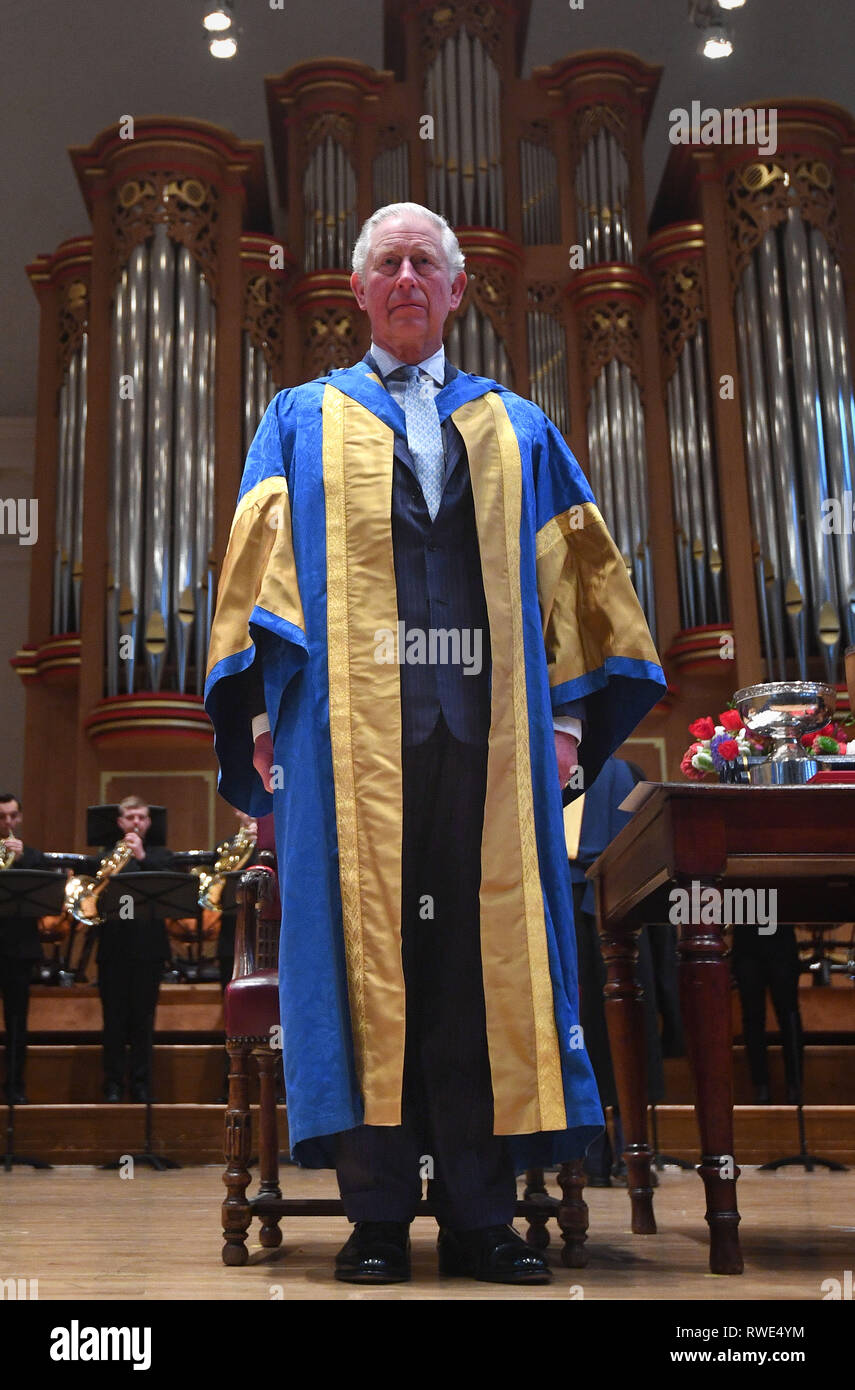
xmin=96 ymin=796 xmax=174 ymax=1103
xmin=205 ymin=202 xmax=665 ymax=1284
xmin=0 ymin=793 xmax=50 ymax=1104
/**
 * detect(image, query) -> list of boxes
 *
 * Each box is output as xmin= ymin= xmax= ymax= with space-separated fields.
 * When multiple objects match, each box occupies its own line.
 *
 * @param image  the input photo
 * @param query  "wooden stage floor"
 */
xmin=1 ymin=1164 xmax=852 ymax=1301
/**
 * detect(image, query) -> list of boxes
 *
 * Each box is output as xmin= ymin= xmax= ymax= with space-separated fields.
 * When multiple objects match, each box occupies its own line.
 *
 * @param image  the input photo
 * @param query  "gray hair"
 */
xmin=351 ymin=202 xmax=465 ymax=280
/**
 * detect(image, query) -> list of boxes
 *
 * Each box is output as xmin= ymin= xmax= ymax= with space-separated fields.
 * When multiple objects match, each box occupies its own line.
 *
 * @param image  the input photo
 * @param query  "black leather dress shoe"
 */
xmin=5 ymin=1087 xmax=28 ymax=1106
xmin=334 ymin=1222 xmax=411 ymax=1283
xmin=130 ymin=1086 xmax=150 ymax=1103
xmin=103 ymin=1085 xmax=122 ymax=1103
xmin=437 ymin=1224 xmax=552 ymax=1284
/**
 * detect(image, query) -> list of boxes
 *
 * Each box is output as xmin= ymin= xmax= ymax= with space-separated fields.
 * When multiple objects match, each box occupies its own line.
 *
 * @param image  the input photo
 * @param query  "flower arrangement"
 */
xmin=681 ymin=710 xmax=855 ymax=781
xmin=680 ymin=709 xmax=757 ymax=781
xmin=800 ymin=722 xmax=855 ymax=756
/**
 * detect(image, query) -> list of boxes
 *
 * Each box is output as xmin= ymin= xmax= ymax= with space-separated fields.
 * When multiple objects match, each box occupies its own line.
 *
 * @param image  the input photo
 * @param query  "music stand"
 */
xmin=0 ymin=870 xmax=65 ymax=1170
xmin=96 ymin=873 xmax=200 ymax=1173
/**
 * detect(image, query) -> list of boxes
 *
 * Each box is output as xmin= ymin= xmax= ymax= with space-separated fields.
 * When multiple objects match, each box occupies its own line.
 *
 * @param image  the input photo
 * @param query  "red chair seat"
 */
xmin=224 ymin=969 xmax=279 ymax=1038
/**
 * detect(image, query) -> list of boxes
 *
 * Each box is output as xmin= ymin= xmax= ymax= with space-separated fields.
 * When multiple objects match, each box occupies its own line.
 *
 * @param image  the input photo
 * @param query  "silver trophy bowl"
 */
xmin=733 ymin=681 xmax=836 ymax=785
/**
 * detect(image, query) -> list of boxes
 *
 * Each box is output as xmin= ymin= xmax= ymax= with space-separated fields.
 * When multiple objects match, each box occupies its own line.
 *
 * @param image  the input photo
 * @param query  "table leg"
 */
xmin=599 ymin=903 xmax=656 ymax=1235
xmin=678 ymin=902 xmax=743 ymax=1275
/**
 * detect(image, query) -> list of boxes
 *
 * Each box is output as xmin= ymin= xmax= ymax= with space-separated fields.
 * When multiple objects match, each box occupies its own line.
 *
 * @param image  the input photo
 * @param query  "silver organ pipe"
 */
xmin=373 ymin=142 xmax=410 ymax=209
xmin=782 ymin=207 xmax=840 ymax=678
xmin=427 ymin=33 xmax=502 ymax=228
xmin=750 ymin=237 xmax=809 ymax=673
xmin=576 ymin=126 xmax=633 ymax=266
xmin=733 ymin=285 xmax=783 ymax=679
xmin=122 ymin=243 xmax=148 ymax=694
xmin=692 ymin=325 xmax=724 ymax=623
xmin=172 ymin=247 xmax=197 ymax=694
xmin=70 ymin=333 xmax=87 ymax=632
xmin=52 ymin=376 xmax=69 ymax=634
xmin=443 ymin=37 xmax=459 ymax=225
xmin=521 ymin=139 xmax=559 ymax=245
xmin=666 ymin=373 xmax=693 ymax=628
xmin=143 ymin=221 xmax=175 ymax=691
xmin=587 ymin=359 xmax=654 ymax=634
xmin=60 ymin=350 xmax=78 ymax=634
xmin=526 ymin=300 xmax=569 ymax=436
xmin=812 ymin=233 xmax=855 ymax=642
xmin=106 ymin=269 xmax=128 ymax=691
xmin=677 ymin=344 xmax=708 ymax=625
xmin=458 ymin=26 xmax=475 ymax=225
xmin=194 ymin=276 xmax=213 ymax=695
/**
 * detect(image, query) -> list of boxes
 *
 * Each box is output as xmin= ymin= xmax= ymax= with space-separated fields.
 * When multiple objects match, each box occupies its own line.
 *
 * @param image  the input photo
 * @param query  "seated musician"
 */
xmin=96 ymin=796 xmax=174 ymax=1103
xmin=0 ymin=793 xmax=50 ymax=1104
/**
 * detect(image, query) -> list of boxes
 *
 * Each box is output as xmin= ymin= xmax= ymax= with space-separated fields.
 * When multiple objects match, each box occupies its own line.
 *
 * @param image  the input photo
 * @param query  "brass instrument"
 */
xmin=62 ymin=837 xmax=135 ymax=928
xmin=196 ymin=825 xmax=256 ymax=911
xmin=0 ymin=837 xmax=17 ymax=869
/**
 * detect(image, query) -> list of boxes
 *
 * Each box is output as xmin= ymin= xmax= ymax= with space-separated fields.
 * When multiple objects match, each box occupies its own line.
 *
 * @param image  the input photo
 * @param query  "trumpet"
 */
xmin=0 ymin=838 xmax=17 ymax=869
xmin=62 ymin=837 xmax=135 ymax=928
xmin=196 ymin=824 xmax=257 ymax=910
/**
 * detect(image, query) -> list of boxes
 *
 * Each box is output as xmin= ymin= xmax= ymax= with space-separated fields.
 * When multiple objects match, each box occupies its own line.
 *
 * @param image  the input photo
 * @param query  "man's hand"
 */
xmin=4 ymin=836 xmax=23 ymax=861
xmin=123 ymin=831 xmax=145 ymax=862
xmin=253 ymin=730 xmax=275 ymax=792
xmin=554 ymin=731 xmax=579 ymax=789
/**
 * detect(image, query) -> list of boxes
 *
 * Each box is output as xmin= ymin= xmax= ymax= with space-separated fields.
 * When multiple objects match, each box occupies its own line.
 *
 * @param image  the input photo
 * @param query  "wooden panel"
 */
xmin=101 ymin=771 xmax=216 ymax=850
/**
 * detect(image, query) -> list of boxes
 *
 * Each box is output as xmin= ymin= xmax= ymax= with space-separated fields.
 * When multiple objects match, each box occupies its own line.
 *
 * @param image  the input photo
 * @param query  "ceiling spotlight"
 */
xmin=203 ymin=4 xmax=234 ymax=32
xmin=209 ymin=34 xmax=238 ymax=58
xmin=702 ymin=22 xmax=734 ymax=58
xmin=717 ymin=0 xmax=746 ymax=8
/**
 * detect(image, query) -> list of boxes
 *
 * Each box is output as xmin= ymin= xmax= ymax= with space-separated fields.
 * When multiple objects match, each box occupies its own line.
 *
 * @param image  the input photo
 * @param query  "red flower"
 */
xmin=817 ymin=723 xmax=835 ymax=740
xmin=680 ymin=743 xmax=707 ymax=780
xmin=719 ymin=709 xmax=742 ymax=732
xmin=717 ymin=738 xmax=739 ymax=761
xmin=689 ymin=716 xmax=715 ymax=740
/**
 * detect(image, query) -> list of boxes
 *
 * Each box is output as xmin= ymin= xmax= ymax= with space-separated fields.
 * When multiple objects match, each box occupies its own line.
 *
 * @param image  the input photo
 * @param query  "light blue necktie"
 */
xmin=396 ymin=364 xmax=445 ymax=521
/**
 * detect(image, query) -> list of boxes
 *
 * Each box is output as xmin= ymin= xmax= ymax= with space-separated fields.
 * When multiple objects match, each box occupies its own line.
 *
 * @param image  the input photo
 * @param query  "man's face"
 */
xmin=350 ymin=214 xmax=466 ymax=363
xmin=118 ymin=805 xmax=150 ymax=839
xmin=0 ymin=800 xmax=21 ymax=838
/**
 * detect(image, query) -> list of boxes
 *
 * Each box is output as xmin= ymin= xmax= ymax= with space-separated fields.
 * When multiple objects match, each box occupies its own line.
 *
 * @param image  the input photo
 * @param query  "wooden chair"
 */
xmin=221 ymin=838 xmax=590 ymax=1267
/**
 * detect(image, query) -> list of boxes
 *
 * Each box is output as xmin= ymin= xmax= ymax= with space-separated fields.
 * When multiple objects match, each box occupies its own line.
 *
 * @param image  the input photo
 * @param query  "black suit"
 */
xmin=0 ymin=845 xmax=50 ymax=1097
xmin=96 ymin=844 xmax=173 ymax=1097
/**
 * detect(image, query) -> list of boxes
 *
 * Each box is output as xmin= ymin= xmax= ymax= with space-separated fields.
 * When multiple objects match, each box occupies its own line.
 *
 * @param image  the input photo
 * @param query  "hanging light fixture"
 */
xmin=203 ymin=4 xmax=234 ymax=31
xmin=203 ymin=3 xmax=237 ymax=57
xmin=702 ymin=22 xmax=734 ymax=57
xmin=209 ymin=34 xmax=238 ymax=58
xmin=689 ymin=1 xmax=740 ymax=59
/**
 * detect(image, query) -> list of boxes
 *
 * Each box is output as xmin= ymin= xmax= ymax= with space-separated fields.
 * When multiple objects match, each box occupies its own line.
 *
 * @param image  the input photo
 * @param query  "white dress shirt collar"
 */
xmin=370 ymin=340 xmax=446 ymax=388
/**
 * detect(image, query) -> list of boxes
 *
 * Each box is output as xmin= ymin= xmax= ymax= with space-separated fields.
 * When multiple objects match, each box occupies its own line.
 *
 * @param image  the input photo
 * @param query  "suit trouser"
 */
xmin=731 ymin=924 xmax=803 ymax=1094
xmin=0 ymin=958 xmax=33 ymax=1092
xmin=334 ymin=715 xmax=518 ymax=1229
xmin=98 ymin=959 xmax=163 ymax=1092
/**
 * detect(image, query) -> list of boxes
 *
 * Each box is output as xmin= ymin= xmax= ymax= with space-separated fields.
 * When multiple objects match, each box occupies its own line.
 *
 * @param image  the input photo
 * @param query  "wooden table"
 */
xmin=586 ymin=782 xmax=855 ymax=1275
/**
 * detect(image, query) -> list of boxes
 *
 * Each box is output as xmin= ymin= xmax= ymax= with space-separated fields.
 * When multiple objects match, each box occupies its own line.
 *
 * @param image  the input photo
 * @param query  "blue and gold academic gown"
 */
xmin=205 ymin=360 xmax=665 ymax=1170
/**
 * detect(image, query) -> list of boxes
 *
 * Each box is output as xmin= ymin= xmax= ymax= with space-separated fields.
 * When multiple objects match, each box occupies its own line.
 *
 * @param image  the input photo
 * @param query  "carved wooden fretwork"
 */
xmin=572 ymin=105 xmax=627 ymax=164
xmin=465 ymin=262 xmax=512 ymax=339
xmin=243 ymin=274 xmax=283 ymax=371
xmin=375 ymin=121 xmax=405 ymax=157
xmin=58 ymin=278 xmax=89 ymax=369
xmin=579 ymin=298 xmax=643 ymax=402
xmin=527 ymin=282 xmax=563 ymax=320
xmin=111 ymin=174 xmax=219 ymax=295
xmin=304 ymin=306 xmax=359 ymax=377
xmin=303 ymin=112 xmax=356 ymax=160
xmin=652 ymin=258 xmax=707 ymax=383
xmin=520 ymin=119 xmax=553 ymax=149
xmin=725 ymin=158 xmax=841 ymax=287
xmin=419 ymin=1 xmax=503 ymax=65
